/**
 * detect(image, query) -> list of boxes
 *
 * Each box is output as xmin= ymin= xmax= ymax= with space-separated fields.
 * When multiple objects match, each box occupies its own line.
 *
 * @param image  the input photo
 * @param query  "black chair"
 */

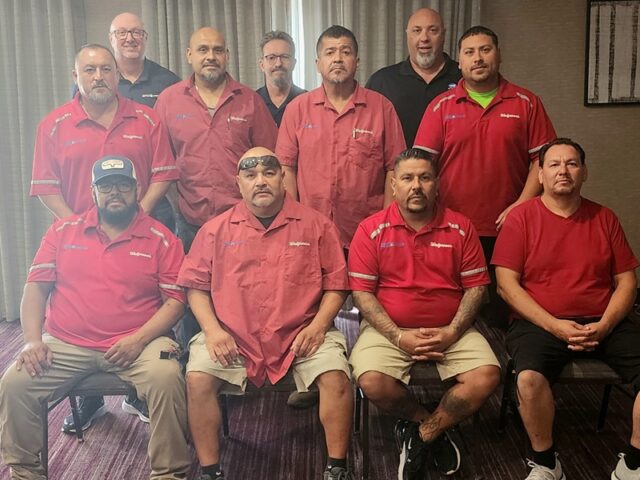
xmin=40 ymin=372 xmax=135 ymax=477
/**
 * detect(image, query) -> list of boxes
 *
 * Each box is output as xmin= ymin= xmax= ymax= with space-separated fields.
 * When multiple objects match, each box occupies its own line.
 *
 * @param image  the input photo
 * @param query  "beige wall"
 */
xmin=483 ymin=0 xmax=640 ymax=259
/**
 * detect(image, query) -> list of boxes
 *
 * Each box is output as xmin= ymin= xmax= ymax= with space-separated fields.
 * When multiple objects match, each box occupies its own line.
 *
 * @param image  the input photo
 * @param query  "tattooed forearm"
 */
xmin=352 ymin=291 xmax=400 ymax=343
xmin=449 ymin=285 xmax=486 ymax=336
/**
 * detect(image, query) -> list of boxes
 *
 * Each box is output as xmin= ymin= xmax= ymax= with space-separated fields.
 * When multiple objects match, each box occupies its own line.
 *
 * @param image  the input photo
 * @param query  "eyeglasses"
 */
xmin=237 ymin=155 xmax=281 ymax=172
xmin=94 ymin=181 xmax=135 ymax=193
xmin=262 ymin=54 xmax=293 ymax=64
xmin=110 ymin=29 xmax=147 ymax=40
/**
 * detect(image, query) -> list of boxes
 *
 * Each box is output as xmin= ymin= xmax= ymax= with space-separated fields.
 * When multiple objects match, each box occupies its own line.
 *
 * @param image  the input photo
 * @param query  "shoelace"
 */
xmin=525 ymin=460 xmax=558 ymax=480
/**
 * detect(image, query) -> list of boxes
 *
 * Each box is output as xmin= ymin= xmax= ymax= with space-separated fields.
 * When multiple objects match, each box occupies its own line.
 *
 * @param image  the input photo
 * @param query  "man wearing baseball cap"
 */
xmin=0 ymin=156 xmax=190 ymax=480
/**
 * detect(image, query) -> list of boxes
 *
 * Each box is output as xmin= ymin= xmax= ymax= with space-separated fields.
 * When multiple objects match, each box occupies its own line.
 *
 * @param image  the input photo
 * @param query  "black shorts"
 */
xmin=506 ymin=317 xmax=640 ymax=393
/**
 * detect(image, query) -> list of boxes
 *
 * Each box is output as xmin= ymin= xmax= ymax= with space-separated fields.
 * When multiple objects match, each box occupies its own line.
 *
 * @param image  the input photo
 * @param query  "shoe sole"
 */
xmin=121 ymin=400 xmax=150 ymax=423
xmin=434 ymin=433 xmax=462 ymax=476
xmin=397 ymin=442 xmax=408 ymax=480
xmin=61 ymin=404 xmax=108 ymax=434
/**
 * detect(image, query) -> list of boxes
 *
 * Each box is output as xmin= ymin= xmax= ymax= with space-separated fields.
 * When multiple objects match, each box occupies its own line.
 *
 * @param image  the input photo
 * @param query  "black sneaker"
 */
xmin=324 ymin=466 xmax=354 ymax=479
xmin=198 ymin=472 xmax=224 ymax=480
xmin=394 ymin=419 xmax=409 ymax=451
xmin=431 ymin=431 xmax=461 ymax=476
xmin=121 ymin=394 xmax=150 ymax=423
xmin=61 ymin=395 xmax=107 ymax=434
xmin=397 ymin=421 xmax=428 ymax=480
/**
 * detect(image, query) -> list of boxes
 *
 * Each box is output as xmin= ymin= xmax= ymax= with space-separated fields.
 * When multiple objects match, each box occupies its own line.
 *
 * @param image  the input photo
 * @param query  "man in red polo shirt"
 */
xmin=276 ymin=25 xmax=406 ymax=249
xmin=178 ymin=147 xmax=354 ymax=480
xmin=155 ymin=27 xmax=278 ymax=247
xmin=414 ymin=26 xmax=556 ymax=329
xmin=31 ymin=44 xmax=177 ymax=222
xmin=0 ymin=157 xmax=190 ymax=480
xmin=348 ymin=148 xmax=500 ymax=479
xmin=492 ymin=138 xmax=640 ymax=480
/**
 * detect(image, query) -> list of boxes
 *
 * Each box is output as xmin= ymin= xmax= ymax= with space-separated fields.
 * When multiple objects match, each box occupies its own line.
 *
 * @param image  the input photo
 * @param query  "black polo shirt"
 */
xmin=256 ymin=84 xmax=306 ymax=127
xmin=366 ymin=54 xmax=461 ymax=147
xmin=118 ymin=58 xmax=181 ymax=108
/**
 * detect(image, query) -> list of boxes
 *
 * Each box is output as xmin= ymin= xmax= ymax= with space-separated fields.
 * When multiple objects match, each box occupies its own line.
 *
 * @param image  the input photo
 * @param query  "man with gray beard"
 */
xmin=366 ymin=8 xmax=461 ymax=146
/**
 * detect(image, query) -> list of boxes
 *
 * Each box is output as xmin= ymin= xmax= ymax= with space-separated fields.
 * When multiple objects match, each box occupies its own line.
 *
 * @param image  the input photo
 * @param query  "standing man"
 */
xmin=276 ymin=25 xmax=406 ymax=249
xmin=109 ymin=12 xmax=181 ymax=108
xmin=155 ymin=27 xmax=278 ymax=250
xmin=349 ymin=148 xmax=500 ymax=479
xmin=1 ymin=157 xmax=190 ymax=480
xmin=414 ymin=26 xmax=556 ymax=327
xmin=257 ymin=30 xmax=306 ymax=127
xmin=30 ymin=44 xmax=178 ymax=434
xmin=366 ymin=8 xmax=461 ymax=147
xmin=179 ymin=148 xmax=354 ymax=480
xmin=493 ymin=138 xmax=640 ymax=480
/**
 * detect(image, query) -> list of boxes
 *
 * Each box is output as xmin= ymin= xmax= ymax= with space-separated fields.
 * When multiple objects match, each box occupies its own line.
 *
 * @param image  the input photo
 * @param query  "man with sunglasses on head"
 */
xmin=256 ymin=30 xmax=306 ymax=127
xmin=178 ymin=147 xmax=354 ymax=480
xmin=1 ymin=157 xmax=190 ymax=480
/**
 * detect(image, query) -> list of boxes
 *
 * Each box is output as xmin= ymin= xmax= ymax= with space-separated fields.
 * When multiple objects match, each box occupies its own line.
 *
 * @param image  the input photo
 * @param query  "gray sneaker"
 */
xmin=612 ymin=453 xmax=640 ymax=480
xmin=525 ymin=453 xmax=565 ymax=479
xmin=324 ymin=466 xmax=354 ymax=479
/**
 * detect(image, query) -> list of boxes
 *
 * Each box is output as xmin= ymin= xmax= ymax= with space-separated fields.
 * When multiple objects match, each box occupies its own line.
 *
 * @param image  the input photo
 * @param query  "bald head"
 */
xmin=406 ymin=8 xmax=445 ymax=71
xmin=187 ymin=27 xmax=229 ymax=86
xmin=241 ymin=146 xmax=275 ymax=159
xmin=236 ymin=147 xmax=285 ymax=216
xmin=109 ymin=12 xmax=147 ymax=62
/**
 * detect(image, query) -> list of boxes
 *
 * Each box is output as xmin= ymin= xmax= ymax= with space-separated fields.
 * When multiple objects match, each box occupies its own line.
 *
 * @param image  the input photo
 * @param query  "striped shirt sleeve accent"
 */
xmin=460 ymin=266 xmax=488 ymax=277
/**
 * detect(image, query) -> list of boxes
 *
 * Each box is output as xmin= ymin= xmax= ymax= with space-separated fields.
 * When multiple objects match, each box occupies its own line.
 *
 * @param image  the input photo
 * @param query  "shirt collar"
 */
xmin=455 ymin=75 xmax=515 ymax=102
xmin=310 ymin=81 xmax=366 ymax=109
xmin=71 ymin=94 xmax=136 ymax=127
xmin=230 ymin=194 xmax=302 ymax=231
xmin=388 ymin=201 xmax=449 ymax=232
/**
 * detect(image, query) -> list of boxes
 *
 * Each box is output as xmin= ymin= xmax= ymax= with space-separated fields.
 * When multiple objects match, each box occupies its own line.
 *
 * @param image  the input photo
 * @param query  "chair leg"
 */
xmin=220 ymin=394 xmax=230 ymax=438
xmin=597 ymin=384 xmax=613 ymax=432
xmin=498 ymin=359 xmax=515 ymax=432
xmin=354 ymin=387 xmax=361 ymax=434
xmin=68 ymin=395 xmax=84 ymax=443
xmin=41 ymin=401 xmax=49 ymax=478
xmin=362 ymin=392 xmax=369 ymax=480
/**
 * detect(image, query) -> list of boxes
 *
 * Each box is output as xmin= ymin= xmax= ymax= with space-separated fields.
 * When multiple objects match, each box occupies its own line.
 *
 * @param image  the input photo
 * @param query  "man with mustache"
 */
xmin=30 ymin=43 xmax=178 ymax=435
xmin=348 ymin=148 xmax=501 ymax=479
xmin=413 ymin=25 xmax=556 ymax=330
xmin=178 ymin=147 xmax=354 ymax=480
xmin=257 ymin=30 xmax=306 ymax=127
xmin=366 ymin=7 xmax=461 ymax=147
xmin=276 ymin=25 xmax=406 ymax=250
xmin=1 ymin=157 xmax=190 ymax=480
xmin=492 ymin=138 xmax=640 ymax=480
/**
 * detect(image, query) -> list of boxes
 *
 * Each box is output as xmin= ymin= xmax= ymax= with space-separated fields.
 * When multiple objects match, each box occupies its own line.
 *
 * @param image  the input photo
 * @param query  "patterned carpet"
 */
xmin=0 ymin=317 xmax=634 ymax=479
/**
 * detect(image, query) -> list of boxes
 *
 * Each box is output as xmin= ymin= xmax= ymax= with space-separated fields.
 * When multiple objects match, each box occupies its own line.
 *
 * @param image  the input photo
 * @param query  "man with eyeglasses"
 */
xmin=108 ymin=12 xmax=181 ymax=108
xmin=1 ymin=156 xmax=191 ymax=480
xmin=30 ymin=43 xmax=178 ymax=435
xmin=178 ymin=147 xmax=354 ymax=480
xmin=256 ymin=30 xmax=306 ymax=127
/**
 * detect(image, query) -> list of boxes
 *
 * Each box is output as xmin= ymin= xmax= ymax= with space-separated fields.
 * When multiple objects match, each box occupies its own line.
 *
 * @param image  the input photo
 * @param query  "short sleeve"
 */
xmin=177 ymin=225 xmax=215 ymax=291
xmin=347 ymin=223 xmax=379 ymax=292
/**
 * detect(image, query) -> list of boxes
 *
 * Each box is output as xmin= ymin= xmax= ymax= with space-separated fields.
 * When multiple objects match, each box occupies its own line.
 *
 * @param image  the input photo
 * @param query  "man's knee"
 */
xmin=0 ymin=365 xmax=36 ymax=401
xmin=144 ymin=359 xmax=184 ymax=391
xmin=517 ymin=369 xmax=551 ymax=400
xmin=357 ymin=370 xmax=394 ymax=398
xmin=462 ymin=365 xmax=501 ymax=395
xmin=316 ymin=370 xmax=351 ymax=396
xmin=186 ymin=371 xmax=220 ymax=400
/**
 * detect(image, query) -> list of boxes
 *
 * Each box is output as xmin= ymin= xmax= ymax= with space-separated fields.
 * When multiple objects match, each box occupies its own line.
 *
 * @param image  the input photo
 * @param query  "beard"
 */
xmin=200 ymin=67 xmax=225 ymax=86
xmin=415 ymin=51 xmax=436 ymax=69
xmin=98 ymin=202 xmax=138 ymax=228
xmin=270 ymin=71 xmax=290 ymax=89
xmin=87 ymin=87 xmax=115 ymax=105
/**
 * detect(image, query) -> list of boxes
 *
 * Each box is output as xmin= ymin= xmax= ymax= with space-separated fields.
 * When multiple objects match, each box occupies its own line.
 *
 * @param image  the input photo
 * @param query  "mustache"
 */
xmin=92 ymin=81 xmax=109 ymax=89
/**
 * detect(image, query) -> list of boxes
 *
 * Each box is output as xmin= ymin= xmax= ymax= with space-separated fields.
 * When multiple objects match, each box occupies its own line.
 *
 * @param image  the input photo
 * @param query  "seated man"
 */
xmin=348 ymin=148 xmax=501 ymax=479
xmin=178 ymin=147 xmax=354 ymax=480
xmin=492 ymin=137 xmax=640 ymax=480
xmin=0 ymin=157 xmax=190 ymax=480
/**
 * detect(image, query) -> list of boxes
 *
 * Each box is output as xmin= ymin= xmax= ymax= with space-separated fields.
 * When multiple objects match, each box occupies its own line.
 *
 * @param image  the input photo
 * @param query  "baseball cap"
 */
xmin=91 ymin=156 xmax=137 ymax=184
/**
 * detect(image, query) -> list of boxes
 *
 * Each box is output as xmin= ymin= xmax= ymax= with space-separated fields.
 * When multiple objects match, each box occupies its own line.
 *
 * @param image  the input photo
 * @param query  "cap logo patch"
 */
xmin=101 ymin=159 xmax=125 ymax=170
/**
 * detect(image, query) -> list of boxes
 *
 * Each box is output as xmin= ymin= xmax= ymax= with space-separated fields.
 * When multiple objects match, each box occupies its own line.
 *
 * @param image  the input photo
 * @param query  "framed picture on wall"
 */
xmin=585 ymin=0 xmax=640 ymax=105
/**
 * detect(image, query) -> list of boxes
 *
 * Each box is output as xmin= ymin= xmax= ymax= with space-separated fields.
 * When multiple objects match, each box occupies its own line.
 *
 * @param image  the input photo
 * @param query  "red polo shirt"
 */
xmin=414 ymin=77 xmax=556 ymax=237
xmin=31 ymin=95 xmax=177 ymax=214
xmin=177 ymin=195 xmax=348 ymax=387
xmin=276 ymin=82 xmax=406 ymax=247
xmin=155 ymin=74 xmax=278 ymax=226
xmin=348 ymin=202 xmax=490 ymax=328
xmin=27 ymin=208 xmax=186 ymax=351
xmin=491 ymin=197 xmax=639 ymax=318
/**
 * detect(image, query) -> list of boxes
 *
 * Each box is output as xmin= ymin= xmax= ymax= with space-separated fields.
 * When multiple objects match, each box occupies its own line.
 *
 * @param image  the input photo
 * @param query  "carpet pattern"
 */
xmin=0 ymin=317 xmax=634 ymax=479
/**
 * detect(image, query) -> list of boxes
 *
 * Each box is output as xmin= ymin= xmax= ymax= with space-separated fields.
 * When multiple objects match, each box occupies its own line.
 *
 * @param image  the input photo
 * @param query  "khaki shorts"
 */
xmin=187 ymin=327 xmax=351 ymax=394
xmin=349 ymin=321 xmax=500 ymax=383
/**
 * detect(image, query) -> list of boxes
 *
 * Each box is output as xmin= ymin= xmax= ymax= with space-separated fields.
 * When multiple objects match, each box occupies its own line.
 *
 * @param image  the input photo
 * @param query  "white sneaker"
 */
xmin=612 ymin=453 xmax=640 ymax=479
xmin=525 ymin=453 xmax=565 ymax=480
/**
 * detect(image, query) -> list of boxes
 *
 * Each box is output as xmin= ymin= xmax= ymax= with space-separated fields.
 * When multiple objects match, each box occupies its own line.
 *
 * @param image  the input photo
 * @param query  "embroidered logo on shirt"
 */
xmin=500 ymin=113 xmax=520 ymax=119
xmin=302 ymin=124 xmax=317 ymax=129
xmin=64 ymin=138 xmax=87 ymax=146
xmin=63 ymin=244 xmax=88 ymax=250
xmin=141 ymin=94 xmax=159 ymax=98
xmin=447 ymin=223 xmax=466 ymax=236
xmin=122 ymin=134 xmax=143 ymax=140
xmin=289 ymin=241 xmax=310 ymax=247
xmin=352 ymin=128 xmax=373 ymax=137
xmin=444 ymin=114 xmax=465 ymax=121
xmin=130 ymin=251 xmax=152 ymax=258
xmin=430 ymin=242 xmax=453 ymax=248
xmin=380 ymin=242 xmax=405 ymax=249
xmin=175 ymin=113 xmax=193 ymax=120
xmin=224 ymin=240 xmax=246 ymax=247
xmin=228 ymin=116 xmax=248 ymax=123
xmin=447 ymin=83 xmax=457 ymax=89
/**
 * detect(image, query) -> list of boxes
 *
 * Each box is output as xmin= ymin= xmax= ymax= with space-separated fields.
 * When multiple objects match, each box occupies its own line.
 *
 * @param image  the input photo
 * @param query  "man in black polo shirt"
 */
xmin=256 ymin=30 xmax=306 ymax=127
xmin=109 ymin=12 xmax=181 ymax=108
xmin=366 ymin=8 xmax=460 ymax=146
